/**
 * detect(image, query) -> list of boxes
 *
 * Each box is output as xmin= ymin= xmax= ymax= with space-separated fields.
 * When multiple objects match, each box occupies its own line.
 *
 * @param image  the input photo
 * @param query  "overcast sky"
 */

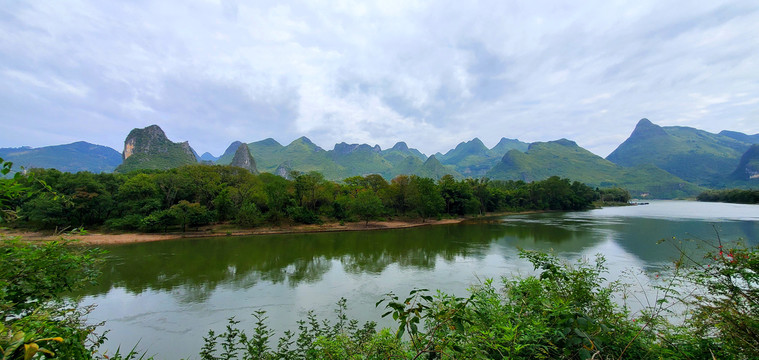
xmin=1 ymin=1 xmax=757 ymax=157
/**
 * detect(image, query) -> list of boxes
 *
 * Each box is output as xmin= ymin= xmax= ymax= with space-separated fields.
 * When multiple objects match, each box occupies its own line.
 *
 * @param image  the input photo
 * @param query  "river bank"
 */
xmin=0 ymin=208 xmax=562 ymax=245
xmin=1 ymin=217 xmax=468 ymax=245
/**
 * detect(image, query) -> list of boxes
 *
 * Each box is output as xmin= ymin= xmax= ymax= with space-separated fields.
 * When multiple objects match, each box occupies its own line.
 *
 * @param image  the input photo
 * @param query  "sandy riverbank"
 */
xmin=1 ymin=218 xmax=468 ymax=245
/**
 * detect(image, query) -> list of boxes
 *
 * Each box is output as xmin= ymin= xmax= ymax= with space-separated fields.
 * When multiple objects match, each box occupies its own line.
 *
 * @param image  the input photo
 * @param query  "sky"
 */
xmin=1 ymin=0 xmax=758 ymax=158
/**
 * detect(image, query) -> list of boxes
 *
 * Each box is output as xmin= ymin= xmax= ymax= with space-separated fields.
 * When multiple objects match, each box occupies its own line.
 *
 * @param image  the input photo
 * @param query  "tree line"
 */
xmin=4 ymin=164 xmax=624 ymax=232
xmin=697 ymin=188 xmax=759 ymax=204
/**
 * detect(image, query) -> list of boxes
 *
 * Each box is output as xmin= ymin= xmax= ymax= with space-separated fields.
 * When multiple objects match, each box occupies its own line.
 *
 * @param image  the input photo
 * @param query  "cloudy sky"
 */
xmin=1 ymin=0 xmax=757 ymax=157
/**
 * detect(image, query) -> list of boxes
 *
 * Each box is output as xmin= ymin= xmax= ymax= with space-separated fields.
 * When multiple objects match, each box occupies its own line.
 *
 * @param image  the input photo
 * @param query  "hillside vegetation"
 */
xmin=607 ymin=119 xmax=753 ymax=187
xmin=115 ymin=125 xmax=197 ymax=173
xmin=486 ymin=139 xmax=702 ymax=198
xmin=7 ymin=120 xmax=759 ymax=198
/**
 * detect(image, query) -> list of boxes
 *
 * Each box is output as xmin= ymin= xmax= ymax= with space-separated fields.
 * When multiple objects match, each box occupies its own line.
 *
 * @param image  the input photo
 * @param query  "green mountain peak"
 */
xmin=607 ymin=118 xmax=752 ymax=186
xmin=488 ymin=138 xmax=701 ymax=198
xmin=491 ymin=138 xmax=528 ymax=155
xmin=719 ymin=130 xmax=759 ymax=144
xmin=115 ymin=125 xmax=197 ymax=173
xmin=290 ymin=136 xmax=322 ymax=150
xmin=415 ymin=155 xmax=461 ymax=180
xmin=230 ymin=143 xmax=258 ymax=174
xmin=629 ymin=118 xmax=668 ymax=140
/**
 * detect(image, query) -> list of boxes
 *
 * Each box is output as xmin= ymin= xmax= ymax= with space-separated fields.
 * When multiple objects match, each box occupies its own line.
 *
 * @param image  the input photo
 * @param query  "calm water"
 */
xmin=79 ymin=201 xmax=759 ymax=359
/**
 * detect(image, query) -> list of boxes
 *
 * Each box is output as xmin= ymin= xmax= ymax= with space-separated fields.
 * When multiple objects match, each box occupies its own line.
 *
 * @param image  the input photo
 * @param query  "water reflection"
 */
xmin=77 ymin=201 xmax=759 ymax=360
xmin=82 ymin=225 xmax=511 ymax=298
xmin=83 ymin=206 xmax=759 ymax=300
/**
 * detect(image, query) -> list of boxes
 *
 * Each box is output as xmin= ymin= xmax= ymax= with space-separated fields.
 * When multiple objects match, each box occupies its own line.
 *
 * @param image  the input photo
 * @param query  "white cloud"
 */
xmin=0 ymin=0 xmax=757 ymax=157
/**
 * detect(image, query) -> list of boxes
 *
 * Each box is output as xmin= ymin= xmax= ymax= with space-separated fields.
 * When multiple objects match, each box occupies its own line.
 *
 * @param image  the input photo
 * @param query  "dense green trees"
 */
xmin=598 ymin=186 xmax=632 ymax=203
xmin=697 ymin=189 xmax=759 ymax=204
xmin=7 ymin=165 xmax=610 ymax=232
xmin=1 ymin=159 xmax=120 ymax=359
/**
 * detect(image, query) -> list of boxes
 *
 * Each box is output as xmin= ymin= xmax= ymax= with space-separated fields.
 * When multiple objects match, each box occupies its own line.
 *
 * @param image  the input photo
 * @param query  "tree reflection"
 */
xmin=78 ymin=215 xmax=759 ymax=304
xmin=80 ymin=224 xmax=508 ymax=298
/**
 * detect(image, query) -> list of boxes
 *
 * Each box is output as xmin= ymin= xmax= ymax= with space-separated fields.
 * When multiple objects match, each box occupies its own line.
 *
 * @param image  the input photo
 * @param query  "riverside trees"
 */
xmin=9 ymin=165 xmax=604 ymax=232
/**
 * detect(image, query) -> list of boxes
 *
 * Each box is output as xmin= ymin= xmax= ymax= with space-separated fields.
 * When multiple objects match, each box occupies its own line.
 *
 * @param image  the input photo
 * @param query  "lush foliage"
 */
xmin=0 ymin=237 xmax=106 ymax=360
xmin=697 ymin=188 xmax=759 ymax=204
xmin=597 ymin=187 xmax=632 ymax=203
xmin=198 ymin=244 xmax=759 ymax=359
xmin=8 ymin=165 xmax=606 ymax=232
xmin=1 ymin=159 xmax=147 ymax=360
xmin=680 ymin=238 xmax=759 ymax=358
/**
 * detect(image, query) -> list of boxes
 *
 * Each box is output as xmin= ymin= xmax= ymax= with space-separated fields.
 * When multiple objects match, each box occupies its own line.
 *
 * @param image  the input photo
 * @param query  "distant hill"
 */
xmin=0 ymin=141 xmax=121 ymax=174
xmin=719 ymin=130 xmax=759 ymax=144
xmin=731 ymin=144 xmax=759 ymax=181
xmin=217 ymin=138 xmax=453 ymax=181
xmin=199 ymin=152 xmax=219 ymax=162
xmin=381 ymin=142 xmax=427 ymax=162
xmin=216 ymin=141 xmax=245 ymax=165
xmin=115 ymin=125 xmax=197 ymax=173
xmin=414 ymin=155 xmax=462 ymax=180
xmin=491 ymin=137 xmax=529 ymax=155
xmin=487 ymin=139 xmax=702 ymax=198
xmin=607 ymin=119 xmax=752 ymax=186
xmin=437 ymin=137 xmax=528 ymax=177
xmin=13 ymin=120 xmax=757 ymax=198
xmin=229 ymin=143 xmax=258 ymax=174
xmin=329 ymin=142 xmax=393 ymax=178
xmin=219 ymin=137 xmax=344 ymax=178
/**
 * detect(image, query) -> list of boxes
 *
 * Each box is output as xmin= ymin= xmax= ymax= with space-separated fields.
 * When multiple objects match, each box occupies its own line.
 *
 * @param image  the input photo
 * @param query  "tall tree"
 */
xmin=409 ymin=176 xmax=445 ymax=222
xmin=350 ymin=190 xmax=384 ymax=226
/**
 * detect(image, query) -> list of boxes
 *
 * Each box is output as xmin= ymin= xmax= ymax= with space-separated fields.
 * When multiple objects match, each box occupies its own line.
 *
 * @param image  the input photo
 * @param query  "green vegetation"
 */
xmin=0 ymin=237 xmax=105 ymax=360
xmin=115 ymin=125 xmax=197 ymax=173
xmin=380 ymin=141 xmax=426 ymax=162
xmin=607 ymin=118 xmax=753 ymax=187
xmin=0 ymin=158 xmax=142 ymax=359
xmin=216 ymin=137 xmax=462 ymax=181
xmin=414 ymin=156 xmax=461 ymax=180
xmin=7 ymin=162 xmax=607 ymax=233
xmin=198 ymin=243 xmax=759 ymax=359
xmin=436 ymin=137 xmax=529 ymax=178
xmin=731 ymin=144 xmax=759 ymax=181
xmin=719 ymin=130 xmax=759 ymax=144
xmin=697 ymin=189 xmax=759 ymax=204
xmin=228 ymin=143 xmax=258 ymax=174
xmin=486 ymin=139 xmax=702 ymax=199
xmin=596 ymin=187 xmax=631 ymax=204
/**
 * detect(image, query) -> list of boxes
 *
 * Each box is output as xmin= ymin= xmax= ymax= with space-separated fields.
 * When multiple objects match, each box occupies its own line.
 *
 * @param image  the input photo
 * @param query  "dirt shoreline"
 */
xmin=1 ymin=218 xmax=470 ymax=245
xmin=0 ymin=210 xmax=547 ymax=245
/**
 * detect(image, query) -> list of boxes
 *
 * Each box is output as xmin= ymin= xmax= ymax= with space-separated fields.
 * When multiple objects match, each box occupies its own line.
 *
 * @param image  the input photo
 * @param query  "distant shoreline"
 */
xmin=1 ymin=217 xmax=464 ymax=245
xmin=0 ymin=210 xmax=554 ymax=245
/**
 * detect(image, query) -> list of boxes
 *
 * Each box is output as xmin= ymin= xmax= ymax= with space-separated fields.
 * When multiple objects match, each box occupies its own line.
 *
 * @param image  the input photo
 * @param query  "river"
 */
xmin=78 ymin=200 xmax=759 ymax=359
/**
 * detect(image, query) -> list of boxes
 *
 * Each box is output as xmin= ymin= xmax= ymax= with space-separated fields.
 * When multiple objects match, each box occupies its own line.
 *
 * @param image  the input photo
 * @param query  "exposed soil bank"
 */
xmin=0 ymin=209 xmax=558 ymax=245
xmin=1 ymin=218 xmax=467 ymax=245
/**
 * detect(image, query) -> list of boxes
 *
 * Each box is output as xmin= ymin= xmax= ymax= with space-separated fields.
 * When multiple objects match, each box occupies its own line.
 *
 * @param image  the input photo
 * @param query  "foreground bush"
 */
xmin=197 ymin=245 xmax=758 ymax=360
xmin=0 ymin=237 xmax=105 ymax=359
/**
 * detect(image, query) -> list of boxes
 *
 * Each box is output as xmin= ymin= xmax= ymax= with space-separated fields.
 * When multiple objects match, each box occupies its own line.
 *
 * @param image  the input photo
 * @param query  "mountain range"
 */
xmin=0 ymin=141 xmax=121 ymax=173
xmin=3 ymin=119 xmax=757 ymax=198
